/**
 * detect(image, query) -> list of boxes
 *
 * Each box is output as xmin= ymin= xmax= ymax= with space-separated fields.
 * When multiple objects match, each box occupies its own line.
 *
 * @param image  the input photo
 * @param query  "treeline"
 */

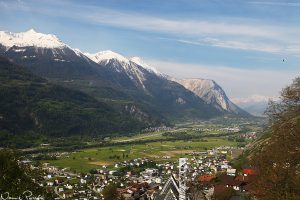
xmin=162 ymin=131 xmax=239 ymax=140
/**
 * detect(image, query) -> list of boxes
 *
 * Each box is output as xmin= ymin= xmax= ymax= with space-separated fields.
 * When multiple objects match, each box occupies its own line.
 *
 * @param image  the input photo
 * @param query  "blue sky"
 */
xmin=0 ymin=0 xmax=299 ymax=100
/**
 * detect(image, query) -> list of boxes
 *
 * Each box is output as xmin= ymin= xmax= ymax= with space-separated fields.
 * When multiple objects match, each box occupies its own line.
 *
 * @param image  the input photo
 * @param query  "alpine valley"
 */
xmin=0 ymin=29 xmax=251 ymax=147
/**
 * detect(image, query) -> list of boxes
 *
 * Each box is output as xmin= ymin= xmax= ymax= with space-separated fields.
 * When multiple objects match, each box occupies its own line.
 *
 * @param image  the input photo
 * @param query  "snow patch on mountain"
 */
xmin=85 ymin=50 xmax=130 ymax=65
xmin=0 ymin=29 xmax=67 ymax=49
xmin=85 ymin=51 xmax=162 ymax=76
xmin=73 ymin=48 xmax=84 ymax=57
xmin=84 ymin=51 xmax=167 ymax=90
xmin=85 ymin=50 xmax=149 ymax=89
xmin=130 ymin=57 xmax=160 ymax=75
xmin=72 ymin=48 xmax=93 ymax=62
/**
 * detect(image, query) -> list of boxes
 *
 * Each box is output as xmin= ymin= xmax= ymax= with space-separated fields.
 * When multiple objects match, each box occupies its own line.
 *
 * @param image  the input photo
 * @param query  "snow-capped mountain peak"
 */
xmin=26 ymin=28 xmax=36 ymax=33
xmin=130 ymin=57 xmax=160 ymax=75
xmin=84 ymin=50 xmax=150 ymax=89
xmin=85 ymin=50 xmax=130 ymax=64
xmin=0 ymin=29 xmax=67 ymax=49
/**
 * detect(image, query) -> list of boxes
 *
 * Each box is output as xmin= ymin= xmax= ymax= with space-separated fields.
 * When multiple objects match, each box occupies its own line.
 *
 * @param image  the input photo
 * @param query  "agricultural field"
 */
xmin=42 ymin=119 xmax=262 ymax=173
xmin=111 ymin=132 xmax=165 ymax=142
xmin=45 ymin=137 xmax=237 ymax=173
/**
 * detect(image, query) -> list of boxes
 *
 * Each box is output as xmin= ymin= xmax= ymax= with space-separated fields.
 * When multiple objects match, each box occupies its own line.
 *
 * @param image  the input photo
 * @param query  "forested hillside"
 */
xmin=0 ymin=57 xmax=156 ymax=148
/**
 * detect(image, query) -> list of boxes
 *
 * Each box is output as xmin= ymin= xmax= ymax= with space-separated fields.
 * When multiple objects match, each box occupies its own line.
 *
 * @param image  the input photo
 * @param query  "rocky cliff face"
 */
xmin=176 ymin=78 xmax=250 ymax=116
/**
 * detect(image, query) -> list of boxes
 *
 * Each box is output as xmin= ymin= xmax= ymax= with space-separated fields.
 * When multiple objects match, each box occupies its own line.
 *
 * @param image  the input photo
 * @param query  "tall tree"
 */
xmin=250 ymin=77 xmax=300 ymax=200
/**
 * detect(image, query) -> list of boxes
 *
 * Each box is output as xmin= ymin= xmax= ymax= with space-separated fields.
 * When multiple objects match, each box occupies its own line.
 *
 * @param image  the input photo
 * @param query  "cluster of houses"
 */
xmin=25 ymin=145 xmax=255 ymax=200
xmin=142 ymin=126 xmax=174 ymax=133
xmin=197 ymin=168 xmax=255 ymax=200
xmin=220 ymin=127 xmax=241 ymax=133
xmin=150 ymin=149 xmax=255 ymax=200
xmin=239 ymin=132 xmax=257 ymax=140
xmin=41 ymin=163 xmax=99 ymax=199
xmin=192 ymin=126 xmax=241 ymax=133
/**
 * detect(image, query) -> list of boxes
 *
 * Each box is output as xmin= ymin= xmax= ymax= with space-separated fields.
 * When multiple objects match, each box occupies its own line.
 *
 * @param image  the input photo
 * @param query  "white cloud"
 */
xmin=286 ymin=45 xmax=300 ymax=55
xmin=146 ymin=59 xmax=298 ymax=99
xmin=249 ymin=1 xmax=300 ymax=7
xmin=2 ymin=0 xmax=300 ymax=55
xmin=231 ymin=94 xmax=280 ymax=104
xmin=176 ymin=38 xmax=300 ymax=55
xmin=85 ymin=11 xmax=279 ymax=38
xmin=53 ymin=6 xmax=300 ymax=56
xmin=177 ymin=38 xmax=283 ymax=53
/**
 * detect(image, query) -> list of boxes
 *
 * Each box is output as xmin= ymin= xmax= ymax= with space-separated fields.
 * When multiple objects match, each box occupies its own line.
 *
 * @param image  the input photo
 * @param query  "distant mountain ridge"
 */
xmin=0 ymin=29 xmax=250 ymax=122
xmin=231 ymin=95 xmax=279 ymax=116
xmin=175 ymin=78 xmax=250 ymax=116
xmin=83 ymin=50 xmax=220 ymax=120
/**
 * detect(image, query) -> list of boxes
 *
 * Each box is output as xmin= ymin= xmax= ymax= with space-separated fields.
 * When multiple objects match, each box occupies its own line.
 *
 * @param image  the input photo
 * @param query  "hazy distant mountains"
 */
xmin=238 ymin=102 xmax=268 ymax=117
xmin=0 ymin=29 xmax=251 ymax=125
xmin=231 ymin=95 xmax=279 ymax=116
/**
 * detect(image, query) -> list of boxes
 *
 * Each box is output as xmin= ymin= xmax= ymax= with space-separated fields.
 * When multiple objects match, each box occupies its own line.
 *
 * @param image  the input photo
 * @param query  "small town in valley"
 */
xmin=22 ymin=144 xmax=255 ymax=200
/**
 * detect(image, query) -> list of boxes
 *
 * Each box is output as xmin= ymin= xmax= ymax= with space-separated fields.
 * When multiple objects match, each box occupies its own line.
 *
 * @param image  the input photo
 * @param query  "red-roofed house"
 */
xmin=243 ymin=168 xmax=255 ymax=175
xmin=198 ymin=175 xmax=215 ymax=183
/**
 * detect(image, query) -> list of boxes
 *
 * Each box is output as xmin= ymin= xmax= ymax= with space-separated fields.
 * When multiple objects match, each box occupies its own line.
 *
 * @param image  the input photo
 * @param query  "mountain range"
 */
xmin=0 ymin=29 xmax=251 ymax=145
xmin=231 ymin=95 xmax=279 ymax=116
